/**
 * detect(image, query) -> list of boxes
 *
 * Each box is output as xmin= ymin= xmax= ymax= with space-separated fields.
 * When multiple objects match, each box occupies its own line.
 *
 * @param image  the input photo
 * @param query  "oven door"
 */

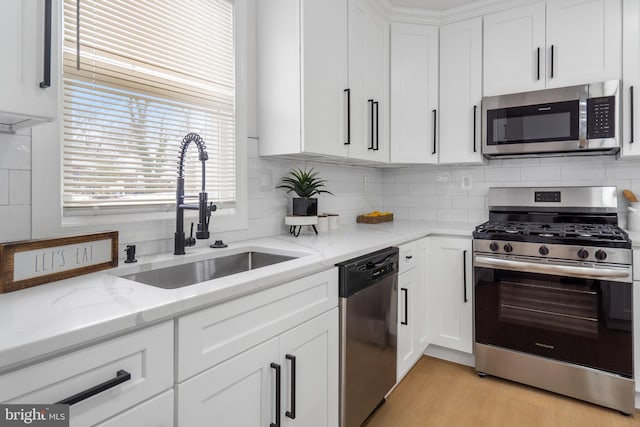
xmin=474 ymin=255 xmax=633 ymax=378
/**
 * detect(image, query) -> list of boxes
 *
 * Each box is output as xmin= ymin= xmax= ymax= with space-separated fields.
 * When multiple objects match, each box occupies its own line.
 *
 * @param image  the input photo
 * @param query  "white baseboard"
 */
xmin=423 ymin=344 xmax=475 ymax=367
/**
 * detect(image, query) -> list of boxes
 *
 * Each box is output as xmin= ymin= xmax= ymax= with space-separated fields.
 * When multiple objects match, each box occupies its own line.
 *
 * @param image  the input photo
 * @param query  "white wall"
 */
xmin=382 ymin=155 xmax=640 ymax=227
xmin=0 ymin=130 xmax=31 ymax=241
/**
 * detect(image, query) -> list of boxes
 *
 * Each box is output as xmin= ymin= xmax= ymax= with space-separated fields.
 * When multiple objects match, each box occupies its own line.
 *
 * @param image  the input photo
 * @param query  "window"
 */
xmin=62 ymin=0 xmax=236 ymax=212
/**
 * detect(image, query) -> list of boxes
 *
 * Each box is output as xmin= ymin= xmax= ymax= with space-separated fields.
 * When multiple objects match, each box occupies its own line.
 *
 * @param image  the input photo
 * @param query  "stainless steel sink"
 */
xmin=121 ymin=251 xmax=297 ymax=289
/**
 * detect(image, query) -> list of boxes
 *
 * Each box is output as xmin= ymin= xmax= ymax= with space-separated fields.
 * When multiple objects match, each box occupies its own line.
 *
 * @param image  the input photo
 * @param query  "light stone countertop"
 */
xmin=0 ymin=220 xmax=475 ymax=372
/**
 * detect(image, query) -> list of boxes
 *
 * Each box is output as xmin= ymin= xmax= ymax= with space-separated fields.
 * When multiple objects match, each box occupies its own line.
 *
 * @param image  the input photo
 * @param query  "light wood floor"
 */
xmin=365 ymin=356 xmax=640 ymax=427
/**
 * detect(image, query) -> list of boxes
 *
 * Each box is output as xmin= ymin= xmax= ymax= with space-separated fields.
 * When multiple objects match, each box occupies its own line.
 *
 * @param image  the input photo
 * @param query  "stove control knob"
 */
xmin=595 ymin=249 xmax=607 ymax=261
xmin=577 ymin=248 xmax=589 ymax=259
xmin=503 ymin=243 xmax=513 ymax=253
xmin=489 ymin=242 xmax=499 ymax=252
xmin=539 ymin=246 xmax=549 ymax=256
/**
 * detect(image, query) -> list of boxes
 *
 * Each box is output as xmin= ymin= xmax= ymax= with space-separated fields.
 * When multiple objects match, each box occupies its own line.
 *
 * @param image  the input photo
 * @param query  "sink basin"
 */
xmin=121 ymin=251 xmax=297 ymax=289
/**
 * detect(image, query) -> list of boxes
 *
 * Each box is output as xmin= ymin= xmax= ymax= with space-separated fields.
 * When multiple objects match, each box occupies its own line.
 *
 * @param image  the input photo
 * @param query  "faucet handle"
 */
xmin=186 ymin=222 xmax=196 ymax=247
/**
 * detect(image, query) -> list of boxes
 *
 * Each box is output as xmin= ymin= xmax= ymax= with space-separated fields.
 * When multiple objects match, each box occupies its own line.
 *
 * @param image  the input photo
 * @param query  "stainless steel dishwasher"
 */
xmin=337 ymin=247 xmax=398 ymax=427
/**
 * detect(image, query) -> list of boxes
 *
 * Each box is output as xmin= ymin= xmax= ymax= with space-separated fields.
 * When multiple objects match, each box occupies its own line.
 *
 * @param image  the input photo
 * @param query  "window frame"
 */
xmin=32 ymin=0 xmax=248 ymax=242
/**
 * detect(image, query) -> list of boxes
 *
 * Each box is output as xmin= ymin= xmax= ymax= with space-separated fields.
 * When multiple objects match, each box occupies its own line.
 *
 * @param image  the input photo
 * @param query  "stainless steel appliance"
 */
xmin=473 ymin=186 xmax=634 ymax=414
xmin=482 ymin=80 xmax=620 ymax=157
xmin=337 ymin=247 xmax=398 ymax=427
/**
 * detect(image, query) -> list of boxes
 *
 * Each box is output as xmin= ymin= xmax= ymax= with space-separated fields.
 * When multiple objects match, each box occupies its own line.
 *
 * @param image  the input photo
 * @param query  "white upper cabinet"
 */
xmin=622 ymin=0 xmax=640 ymax=157
xmin=546 ymin=0 xmax=621 ymax=89
xmin=390 ymin=23 xmax=439 ymax=164
xmin=347 ymin=0 xmax=390 ymax=162
xmin=0 ymin=0 xmax=58 ymax=131
xmin=484 ymin=0 xmax=621 ymax=96
xmin=483 ymin=3 xmax=546 ymax=97
xmin=257 ymin=0 xmax=348 ymax=158
xmin=438 ymin=17 xmax=483 ymax=164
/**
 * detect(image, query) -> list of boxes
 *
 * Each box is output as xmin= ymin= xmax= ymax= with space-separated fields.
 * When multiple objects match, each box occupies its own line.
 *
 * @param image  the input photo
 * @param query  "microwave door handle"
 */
xmin=474 ymin=255 xmax=630 ymax=280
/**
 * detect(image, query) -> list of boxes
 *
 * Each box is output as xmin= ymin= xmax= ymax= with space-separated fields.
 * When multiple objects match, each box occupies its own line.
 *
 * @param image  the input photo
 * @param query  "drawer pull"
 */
xmin=405 ymin=255 xmax=413 ymax=260
xmin=56 ymin=369 xmax=131 ymax=406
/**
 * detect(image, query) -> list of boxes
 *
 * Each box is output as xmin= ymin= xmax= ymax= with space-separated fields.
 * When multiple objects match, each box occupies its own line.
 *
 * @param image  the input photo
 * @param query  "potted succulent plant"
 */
xmin=277 ymin=167 xmax=333 ymax=216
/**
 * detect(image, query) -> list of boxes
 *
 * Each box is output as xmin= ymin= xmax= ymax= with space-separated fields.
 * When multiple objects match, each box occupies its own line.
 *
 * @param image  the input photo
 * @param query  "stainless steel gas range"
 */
xmin=472 ymin=186 xmax=634 ymax=414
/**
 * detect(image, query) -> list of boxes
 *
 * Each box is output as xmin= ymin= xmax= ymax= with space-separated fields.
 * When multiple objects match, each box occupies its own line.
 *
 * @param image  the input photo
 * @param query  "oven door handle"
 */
xmin=474 ymin=256 xmax=631 ymax=280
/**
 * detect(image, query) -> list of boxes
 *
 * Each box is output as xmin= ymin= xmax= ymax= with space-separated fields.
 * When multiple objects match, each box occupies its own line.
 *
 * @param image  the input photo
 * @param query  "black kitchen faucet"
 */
xmin=174 ymin=133 xmax=215 ymax=255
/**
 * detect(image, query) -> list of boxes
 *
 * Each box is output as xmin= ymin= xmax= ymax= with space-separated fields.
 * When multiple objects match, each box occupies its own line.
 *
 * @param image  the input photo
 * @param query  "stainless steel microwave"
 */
xmin=482 ymin=80 xmax=620 ymax=157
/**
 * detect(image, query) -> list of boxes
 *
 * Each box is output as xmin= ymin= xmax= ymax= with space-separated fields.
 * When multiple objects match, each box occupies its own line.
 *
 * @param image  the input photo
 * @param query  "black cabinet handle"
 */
xmin=270 ymin=363 xmax=281 ymax=427
xmin=56 ymin=370 xmax=131 ymax=406
xmin=536 ymin=47 xmax=540 ymax=81
xmin=344 ymin=89 xmax=351 ymax=145
xmin=462 ymin=250 xmax=468 ymax=303
xmin=432 ymin=109 xmax=437 ymax=155
xmin=39 ymin=0 xmax=52 ymax=88
xmin=285 ymin=355 xmax=296 ymax=419
xmin=631 ymin=86 xmax=635 ymax=144
xmin=405 ymin=255 xmax=413 ymax=260
xmin=401 ymin=288 xmax=408 ymax=325
xmin=550 ymin=45 xmax=555 ymax=79
xmin=374 ymin=101 xmax=379 ymax=151
xmin=368 ymin=99 xmax=375 ymax=150
xmin=473 ymin=105 xmax=477 ymax=152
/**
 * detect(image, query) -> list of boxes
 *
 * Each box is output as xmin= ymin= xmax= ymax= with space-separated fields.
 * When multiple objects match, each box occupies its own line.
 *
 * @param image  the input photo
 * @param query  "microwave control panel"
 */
xmin=587 ymin=96 xmax=615 ymax=139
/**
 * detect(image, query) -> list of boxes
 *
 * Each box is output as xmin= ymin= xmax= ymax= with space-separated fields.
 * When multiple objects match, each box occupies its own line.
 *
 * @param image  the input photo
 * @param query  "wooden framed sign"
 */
xmin=0 ymin=231 xmax=118 ymax=294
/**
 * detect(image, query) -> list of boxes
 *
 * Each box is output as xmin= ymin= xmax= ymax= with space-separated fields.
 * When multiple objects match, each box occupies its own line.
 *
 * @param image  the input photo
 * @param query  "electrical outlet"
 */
xmin=259 ymin=169 xmax=272 ymax=192
xmin=461 ymin=175 xmax=472 ymax=190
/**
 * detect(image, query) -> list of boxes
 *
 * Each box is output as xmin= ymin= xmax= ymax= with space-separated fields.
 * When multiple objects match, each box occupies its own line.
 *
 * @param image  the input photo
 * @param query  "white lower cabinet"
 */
xmin=397 ymin=239 xmax=429 ymax=381
xmin=427 ymin=236 xmax=473 ymax=354
xmin=176 ymin=268 xmax=339 ymax=427
xmin=177 ymin=308 xmax=339 ymax=427
xmin=0 ymin=321 xmax=174 ymax=427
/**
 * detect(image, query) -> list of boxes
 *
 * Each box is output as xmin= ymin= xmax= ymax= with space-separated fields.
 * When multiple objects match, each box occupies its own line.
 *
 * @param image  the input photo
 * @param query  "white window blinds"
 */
xmin=62 ymin=0 xmax=236 ymax=210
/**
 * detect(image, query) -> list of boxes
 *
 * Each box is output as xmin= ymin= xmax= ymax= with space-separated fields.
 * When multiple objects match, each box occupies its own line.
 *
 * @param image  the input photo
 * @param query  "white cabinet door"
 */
xmin=390 ymin=23 xmax=439 ymax=164
xmin=622 ymin=0 xmax=640 ymax=158
xmin=257 ymin=0 xmax=348 ymax=158
xmin=546 ymin=0 xmax=621 ymax=89
xmin=348 ymin=0 xmax=389 ymax=163
xmin=428 ymin=237 xmax=473 ymax=354
xmin=279 ymin=309 xmax=339 ymax=427
xmin=397 ymin=239 xmax=428 ymax=381
xmin=397 ymin=269 xmax=416 ymax=380
xmin=0 ymin=0 xmax=58 ymax=129
xmin=177 ymin=338 xmax=280 ymax=427
xmin=301 ymin=0 xmax=349 ymax=157
xmin=483 ymin=3 xmax=546 ymax=96
xmin=439 ymin=17 xmax=483 ymax=164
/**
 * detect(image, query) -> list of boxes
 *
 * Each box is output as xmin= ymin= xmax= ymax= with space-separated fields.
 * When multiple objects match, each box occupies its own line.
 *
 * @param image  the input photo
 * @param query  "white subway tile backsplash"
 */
xmin=521 ymin=166 xmax=561 ymax=182
xmin=0 ymin=170 xmax=8 ymax=205
xmin=383 ymin=155 xmax=640 ymax=227
xmin=0 ymin=205 xmax=30 ymax=242
xmin=485 ymin=167 xmax=521 ymax=182
xmin=0 ymin=134 xmax=31 ymax=170
xmin=9 ymin=170 xmax=30 ymax=205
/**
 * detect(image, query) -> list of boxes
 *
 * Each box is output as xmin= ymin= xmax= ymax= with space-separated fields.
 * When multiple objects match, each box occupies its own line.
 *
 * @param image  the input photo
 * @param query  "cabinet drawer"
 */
xmin=399 ymin=242 xmax=417 ymax=273
xmin=96 ymin=390 xmax=174 ymax=427
xmin=0 ymin=322 xmax=173 ymax=427
xmin=177 ymin=268 xmax=338 ymax=381
xmin=634 ymin=250 xmax=639 ymax=281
